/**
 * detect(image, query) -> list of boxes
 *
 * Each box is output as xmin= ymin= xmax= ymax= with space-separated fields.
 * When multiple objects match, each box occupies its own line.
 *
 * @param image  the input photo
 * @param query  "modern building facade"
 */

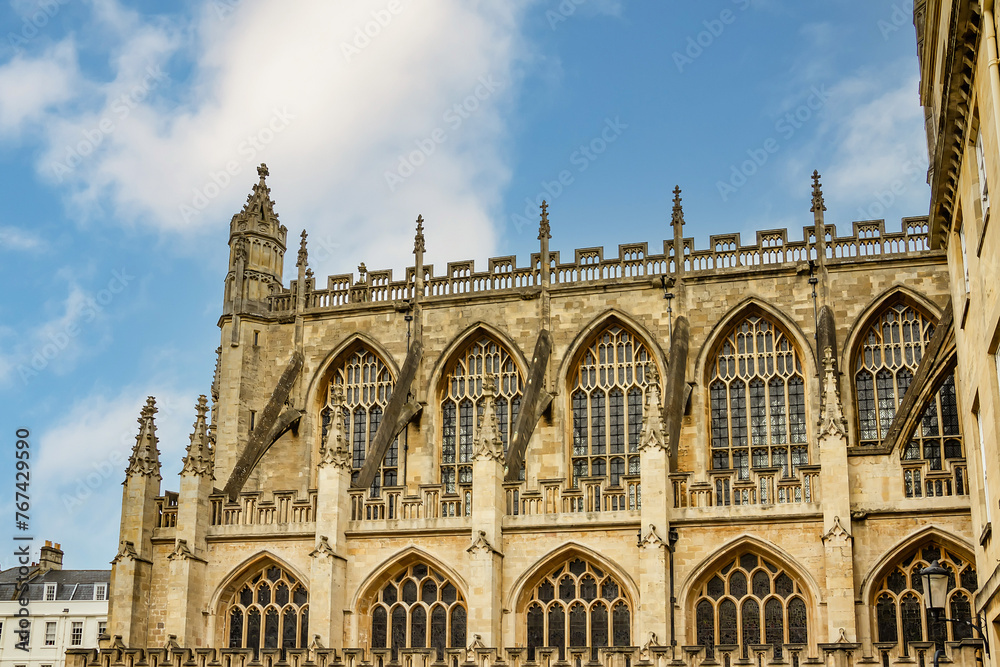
xmin=0 ymin=543 xmax=109 ymax=667
xmin=62 ymin=164 xmax=987 ymax=667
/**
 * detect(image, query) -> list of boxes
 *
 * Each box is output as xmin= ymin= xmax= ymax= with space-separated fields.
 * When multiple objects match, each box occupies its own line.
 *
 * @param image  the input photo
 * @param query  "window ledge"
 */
xmin=980 ymin=521 xmax=992 ymax=547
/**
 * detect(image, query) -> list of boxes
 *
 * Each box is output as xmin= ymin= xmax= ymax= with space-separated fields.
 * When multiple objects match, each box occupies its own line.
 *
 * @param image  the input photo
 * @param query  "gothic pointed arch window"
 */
xmin=693 ymin=552 xmax=809 ymax=659
xmin=852 ymin=301 xmax=964 ymax=495
xmin=708 ymin=314 xmax=808 ymax=498
xmin=367 ymin=562 xmax=467 ymax=659
xmin=872 ymin=542 xmax=977 ymax=654
xmin=523 ymin=558 xmax=631 ymax=660
xmin=570 ymin=324 xmax=652 ymax=487
xmin=440 ymin=335 xmax=523 ymax=493
xmin=226 ymin=564 xmax=309 ymax=653
xmin=321 ymin=345 xmax=400 ymax=496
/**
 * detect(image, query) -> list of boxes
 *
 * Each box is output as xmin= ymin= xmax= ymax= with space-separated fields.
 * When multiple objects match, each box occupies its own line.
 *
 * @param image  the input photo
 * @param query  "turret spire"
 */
xmin=127 ymin=397 xmax=161 ymax=478
xmin=297 ymin=230 xmax=308 ymax=268
xmin=538 ymin=201 xmax=551 ymax=241
xmin=414 ymin=215 xmax=425 ymax=254
xmin=671 ymin=186 xmax=685 ymax=227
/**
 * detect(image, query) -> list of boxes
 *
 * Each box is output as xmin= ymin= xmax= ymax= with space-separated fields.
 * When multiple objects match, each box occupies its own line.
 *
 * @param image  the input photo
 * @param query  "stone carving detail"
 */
xmin=822 ymin=515 xmax=852 ymax=543
xmin=297 ymin=229 xmax=308 ymax=268
xmin=467 ymin=530 xmax=498 ymax=555
xmin=127 ymin=397 xmax=161 ymax=478
xmin=112 ymin=540 xmax=140 ymax=564
xmin=414 ymin=215 xmax=425 ymax=254
xmin=639 ymin=523 xmax=666 ymax=549
xmin=182 ymin=396 xmax=214 ymax=477
xmin=319 ymin=385 xmax=352 ymax=470
xmin=473 ymin=374 xmax=505 ymax=462
xmin=637 ymin=365 xmax=668 ymax=454
xmin=166 ymin=539 xmax=203 ymax=562
xmin=538 ymin=200 xmax=551 ymax=241
xmin=818 ymin=347 xmax=848 ymax=439
xmin=309 ymin=535 xmax=337 ymax=559
xmin=811 ymin=170 xmax=827 ymax=213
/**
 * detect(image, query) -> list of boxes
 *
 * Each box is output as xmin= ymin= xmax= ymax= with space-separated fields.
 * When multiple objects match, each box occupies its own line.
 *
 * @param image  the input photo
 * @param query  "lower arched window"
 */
xmin=524 ymin=558 xmax=631 ymax=659
xmin=873 ymin=542 xmax=976 ymax=654
xmin=693 ymin=552 xmax=808 ymax=659
xmin=369 ymin=562 xmax=467 ymax=659
xmin=227 ymin=564 xmax=308 ymax=653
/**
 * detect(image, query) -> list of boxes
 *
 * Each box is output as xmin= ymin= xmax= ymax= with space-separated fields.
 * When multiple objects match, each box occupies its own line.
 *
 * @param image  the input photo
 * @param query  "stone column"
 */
xmin=312 ymin=386 xmax=352 ymax=648
xmin=816 ymin=349 xmax=858 ymax=642
xmin=637 ymin=368 xmax=671 ymax=646
xmin=467 ymin=375 xmax=505 ymax=646
xmin=166 ymin=396 xmax=215 ymax=647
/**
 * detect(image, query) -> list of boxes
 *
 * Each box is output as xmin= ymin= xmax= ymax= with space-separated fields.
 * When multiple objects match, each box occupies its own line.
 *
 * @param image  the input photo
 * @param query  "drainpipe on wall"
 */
xmin=982 ymin=1 xmax=1000 ymax=143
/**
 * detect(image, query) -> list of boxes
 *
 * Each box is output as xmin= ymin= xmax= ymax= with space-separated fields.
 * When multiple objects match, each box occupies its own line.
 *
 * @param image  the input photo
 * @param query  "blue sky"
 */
xmin=0 ymin=0 xmax=927 ymax=569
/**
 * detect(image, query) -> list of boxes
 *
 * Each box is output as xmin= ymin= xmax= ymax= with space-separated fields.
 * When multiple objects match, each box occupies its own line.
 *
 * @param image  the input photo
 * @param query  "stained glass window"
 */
xmin=571 ymin=325 xmax=651 ymax=486
xmin=369 ymin=562 xmax=466 ymax=659
xmin=709 ymin=315 xmax=806 ymax=482
xmin=322 ymin=346 xmax=399 ymax=496
xmin=441 ymin=336 xmax=523 ymax=491
xmin=871 ymin=542 xmax=976 ymax=654
xmin=524 ymin=558 xmax=630 ymax=659
xmin=226 ymin=564 xmax=308 ymax=654
xmin=694 ymin=552 xmax=807 ymax=655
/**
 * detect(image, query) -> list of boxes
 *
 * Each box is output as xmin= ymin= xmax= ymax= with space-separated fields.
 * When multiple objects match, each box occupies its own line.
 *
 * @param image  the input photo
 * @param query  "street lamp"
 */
xmin=918 ymin=560 xmax=990 ymax=667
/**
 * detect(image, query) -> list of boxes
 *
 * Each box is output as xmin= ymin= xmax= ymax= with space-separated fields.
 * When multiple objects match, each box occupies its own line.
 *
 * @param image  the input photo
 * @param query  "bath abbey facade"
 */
xmin=79 ymin=164 xmax=983 ymax=667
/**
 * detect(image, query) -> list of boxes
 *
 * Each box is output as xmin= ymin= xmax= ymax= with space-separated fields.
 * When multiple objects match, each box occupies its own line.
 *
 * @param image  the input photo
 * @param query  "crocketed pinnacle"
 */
xmin=810 ymin=170 xmax=826 ymax=213
xmin=538 ymin=201 xmax=551 ymax=241
xmin=182 ymin=396 xmax=214 ymax=477
xmin=671 ymin=186 xmax=685 ymax=228
xmin=297 ymin=230 xmax=308 ymax=268
xmin=414 ymin=215 xmax=425 ymax=254
xmin=127 ymin=397 xmax=161 ymax=478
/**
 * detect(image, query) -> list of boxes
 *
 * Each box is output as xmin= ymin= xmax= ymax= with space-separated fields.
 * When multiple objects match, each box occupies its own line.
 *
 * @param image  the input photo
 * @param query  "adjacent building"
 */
xmin=914 ymin=1 xmax=1000 ymax=663
xmin=0 ymin=543 xmax=109 ymax=667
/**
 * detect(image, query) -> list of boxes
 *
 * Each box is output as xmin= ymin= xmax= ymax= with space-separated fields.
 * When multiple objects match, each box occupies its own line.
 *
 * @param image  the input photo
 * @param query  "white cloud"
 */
xmin=0 ymin=40 xmax=78 ymax=134
xmin=25 ymin=0 xmax=532 ymax=278
xmin=0 ymin=226 xmax=45 ymax=251
xmin=31 ymin=386 xmax=196 ymax=565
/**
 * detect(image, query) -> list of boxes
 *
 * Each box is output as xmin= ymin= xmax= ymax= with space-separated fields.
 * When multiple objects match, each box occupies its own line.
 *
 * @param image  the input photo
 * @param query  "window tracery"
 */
xmin=440 ymin=336 xmax=523 ymax=493
xmin=570 ymin=325 xmax=651 ymax=487
xmin=873 ymin=542 xmax=976 ymax=653
xmin=852 ymin=302 xmax=964 ymax=495
xmin=708 ymin=315 xmax=807 ymax=491
xmin=321 ymin=346 xmax=399 ymax=496
xmin=525 ymin=558 xmax=631 ymax=660
xmin=693 ymin=552 xmax=808 ymax=659
xmin=369 ymin=562 xmax=467 ymax=659
xmin=226 ymin=564 xmax=308 ymax=653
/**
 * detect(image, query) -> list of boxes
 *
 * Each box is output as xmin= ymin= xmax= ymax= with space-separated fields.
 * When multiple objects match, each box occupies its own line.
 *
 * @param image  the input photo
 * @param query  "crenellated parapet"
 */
xmin=264 ymin=217 xmax=934 ymax=315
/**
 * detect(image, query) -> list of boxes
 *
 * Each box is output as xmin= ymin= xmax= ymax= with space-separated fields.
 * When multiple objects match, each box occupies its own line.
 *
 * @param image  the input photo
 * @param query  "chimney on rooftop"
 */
xmin=39 ymin=540 xmax=63 ymax=571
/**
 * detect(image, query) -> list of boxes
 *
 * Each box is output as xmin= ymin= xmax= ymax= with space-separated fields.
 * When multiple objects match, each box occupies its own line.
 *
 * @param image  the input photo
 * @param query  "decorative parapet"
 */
xmin=265 ymin=217 xmax=934 ymax=314
xmin=65 ymin=635 xmax=987 ymax=667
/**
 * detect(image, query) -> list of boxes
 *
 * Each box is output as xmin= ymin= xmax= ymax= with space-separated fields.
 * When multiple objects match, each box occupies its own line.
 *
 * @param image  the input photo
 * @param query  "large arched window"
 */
xmin=321 ymin=346 xmax=399 ymax=496
xmin=872 ymin=542 xmax=976 ymax=654
xmin=852 ymin=301 xmax=964 ymax=495
xmin=524 ymin=558 xmax=631 ymax=660
xmin=226 ymin=564 xmax=308 ymax=653
xmin=693 ymin=552 xmax=808 ymax=660
xmin=368 ymin=562 xmax=467 ymax=659
xmin=440 ymin=336 xmax=523 ymax=493
xmin=570 ymin=324 xmax=651 ymax=487
xmin=708 ymin=314 xmax=808 ymax=485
